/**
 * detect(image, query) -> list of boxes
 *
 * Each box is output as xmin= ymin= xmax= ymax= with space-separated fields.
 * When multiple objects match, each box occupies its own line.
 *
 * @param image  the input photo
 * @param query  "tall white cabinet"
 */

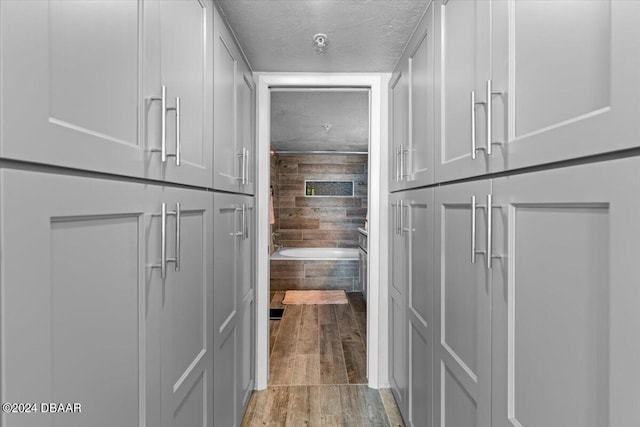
xmin=390 ymin=1 xmax=640 ymax=426
xmin=0 ymin=170 xmax=214 ymax=427
xmin=0 ymin=0 xmax=214 ymax=188
xmin=213 ymin=193 xmax=255 ymax=427
xmin=0 ymin=1 xmax=256 ymax=426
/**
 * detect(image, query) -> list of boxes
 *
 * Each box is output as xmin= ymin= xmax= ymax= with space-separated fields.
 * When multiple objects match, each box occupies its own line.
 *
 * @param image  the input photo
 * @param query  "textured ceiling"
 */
xmin=216 ymin=0 xmax=430 ymax=72
xmin=271 ymin=91 xmax=369 ymax=152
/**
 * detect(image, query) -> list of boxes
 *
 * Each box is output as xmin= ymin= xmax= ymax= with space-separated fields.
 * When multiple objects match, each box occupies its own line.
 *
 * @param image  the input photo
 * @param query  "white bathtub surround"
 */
xmin=271 ymin=247 xmax=359 ymax=260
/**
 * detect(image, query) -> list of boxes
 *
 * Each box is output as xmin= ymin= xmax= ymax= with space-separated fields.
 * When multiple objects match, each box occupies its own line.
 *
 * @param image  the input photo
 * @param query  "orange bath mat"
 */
xmin=282 ymin=290 xmax=348 ymax=305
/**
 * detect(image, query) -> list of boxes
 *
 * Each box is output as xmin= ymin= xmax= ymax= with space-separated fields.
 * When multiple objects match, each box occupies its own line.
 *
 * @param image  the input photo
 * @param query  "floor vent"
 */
xmin=269 ymin=308 xmax=285 ymax=320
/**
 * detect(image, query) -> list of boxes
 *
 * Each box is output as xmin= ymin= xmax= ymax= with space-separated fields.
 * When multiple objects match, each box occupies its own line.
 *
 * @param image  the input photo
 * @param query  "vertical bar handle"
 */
xmin=471 ymin=91 xmax=477 ymax=160
xmin=242 ymin=203 xmax=247 ymax=240
xmin=487 ymin=80 xmax=503 ymax=156
xmin=243 ymin=149 xmax=249 ymax=185
xmin=175 ymin=202 xmax=181 ymax=271
xmin=175 ymin=97 xmax=181 ymax=166
xmin=471 ymin=196 xmax=477 ymax=263
xmin=396 ymin=147 xmax=401 ymax=182
xmin=149 ymin=85 xmax=167 ymax=162
xmin=486 ymin=193 xmax=493 ymax=269
xmin=161 ymin=202 xmax=167 ymax=278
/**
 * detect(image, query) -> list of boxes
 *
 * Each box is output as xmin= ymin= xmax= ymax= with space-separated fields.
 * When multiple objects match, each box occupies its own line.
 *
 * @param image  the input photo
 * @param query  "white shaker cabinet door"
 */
xmin=213 ymin=8 xmax=241 ymax=193
xmin=434 ymin=0 xmax=491 ymax=182
xmin=389 ymin=192 xmax=408 ymax=418
xmin=405 ymin=188 xmax=435 ymax=427
xmin=434 ymin=179 xmax=492 ymax=427
xmin=153 ymin=0 xmax=213 ymax=187
xmin=490 ymin=0 xmax=640 ymax=171
xmin=159 ymin=187 xmax=214 ymax=427
xmin=0 ymin=0 xmax=144 ymax=177
xmin=491 ymin=158 xmax=640 ymax=427
xmin=0 ymin=169 xmax=158 ymax=427
xmin=389 ymin=66 xmax=409 ymax=192
xmin=236 ymin=69 xmax=256 ymax=196
xmin=237 ymin=196 xmax=256 ymax=417
xmin=406 ymin=3 xmax=435 ymax=188
xmin=213 ymin=192 xmax=243 ymax=426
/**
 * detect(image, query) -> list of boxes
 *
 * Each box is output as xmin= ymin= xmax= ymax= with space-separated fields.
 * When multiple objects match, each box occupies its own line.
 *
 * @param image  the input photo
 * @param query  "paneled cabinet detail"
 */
xmin=0 ymin=170 xmax=214 ymax=427
xmin=390 ymin=2 xmax=435 ymax=190
xmin=431 ymin=158 xmax=640 ymax=426
xmin=213 ymin=192 xmax=255 ymax=427
xmin=402 ymin=0 xmax=640 ymax=184
xmin=0 ymin=0 xmax=213 ymax=187
xmin=213 ymin=7 xmax=256 ymax=195
xmin=390 ymin=188 xmax=435 ymax=427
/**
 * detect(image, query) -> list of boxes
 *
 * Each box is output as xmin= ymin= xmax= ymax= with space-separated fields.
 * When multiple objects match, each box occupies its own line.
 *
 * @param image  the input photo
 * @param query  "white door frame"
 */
xmin=254 ymin=73 xmax=391 ymax=389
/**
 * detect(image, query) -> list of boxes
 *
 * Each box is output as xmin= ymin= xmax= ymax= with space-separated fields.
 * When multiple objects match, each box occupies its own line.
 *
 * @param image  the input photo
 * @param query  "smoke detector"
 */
xmin=312 ymin=33 xmax=329 ymax=55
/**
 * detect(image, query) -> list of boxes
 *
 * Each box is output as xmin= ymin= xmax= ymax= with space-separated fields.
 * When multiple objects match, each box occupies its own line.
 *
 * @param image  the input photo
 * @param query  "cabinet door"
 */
xmin=0 ymin=0 xmax=145 ymax=178
xmin=435 ymin=0 xmax=491 ymax=182
xmin=0 ymin=170 xmax=157 ymax=427
xmin=237 ymin=66 xmax=256 ymax=195
xmin=156 ymin=0 xmax=213 ymax=187
xmin=161 ymin=188 xmax=214 ymax=427
xmin=237 ymin=196 xmax=255 ymax=416
xmin=213 ymin=192 xmax=242 ymax=426
xmin=389 ymin=193 xmax=408 ymax=417
xmin=405 ymin=188 xmax=435 ymax=427
xmin=406 ymin=3 xmax=435 ymax=188
xmin=389 ymin=66 xmax=409 ymax=192
xmin=213 ymin=9 xmax=241 ymax=193
xmin=491 ymin=159 xmax=640 ymax=427
xmin=490 ymin=0 xmax=640 ymax=171
xmin=434 ymin=180 xmax=491 ymax=427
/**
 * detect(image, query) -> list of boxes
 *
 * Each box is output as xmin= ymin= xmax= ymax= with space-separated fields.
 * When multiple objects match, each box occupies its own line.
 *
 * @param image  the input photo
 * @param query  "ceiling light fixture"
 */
xmin=312 ymin=33 xmax=328 ymax=55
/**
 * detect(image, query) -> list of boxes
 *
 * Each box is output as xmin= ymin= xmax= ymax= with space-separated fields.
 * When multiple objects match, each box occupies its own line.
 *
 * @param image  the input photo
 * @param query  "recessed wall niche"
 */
xmin=304 ymin=180 xmax=354 ymax=197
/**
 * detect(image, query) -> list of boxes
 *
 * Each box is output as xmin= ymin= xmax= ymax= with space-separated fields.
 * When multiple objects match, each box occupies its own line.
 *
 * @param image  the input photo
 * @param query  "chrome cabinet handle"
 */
xmin=165 ymin=97 xmax=180 ymax=166
xmin=486 ymin=194 xmax=492 ymax=269
xmin=243 ymin=149 xmax=249 ymax=185
xmin=150 ymin=85 xmax=167 ymax=162
xmin=394 ymin=202 xmax=400 ymax=235
xmin=174 ymin=203 xmax=181 ymax=271
xmin=400 ymin=145 xmax=408 ymax=181
xmin=242 ymin=203 xmax=247 ymax=240
xmin=471 ymin=196 xmax=487 ymax=263
xmin=471 ymin=90 xmax=486 ymax=160
xmin=396 ymin=147 xmax=401 ymax=182
xmin=236 ymin=149 xmax=248 ymax=184
xmin=486 ymin=80 xmax=503 ymax=156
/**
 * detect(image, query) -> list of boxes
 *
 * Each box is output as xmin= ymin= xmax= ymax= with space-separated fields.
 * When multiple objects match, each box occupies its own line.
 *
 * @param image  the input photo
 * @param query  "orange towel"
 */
xmin=269 ymin=194 xmax=275 ymax=225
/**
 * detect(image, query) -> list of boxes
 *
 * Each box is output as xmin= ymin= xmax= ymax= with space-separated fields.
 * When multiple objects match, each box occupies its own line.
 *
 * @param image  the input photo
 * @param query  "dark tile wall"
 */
xmin=270 ymin=259 xmax=359 ymax=292
xmin=274 ymin=154 xmax=368 ymax=248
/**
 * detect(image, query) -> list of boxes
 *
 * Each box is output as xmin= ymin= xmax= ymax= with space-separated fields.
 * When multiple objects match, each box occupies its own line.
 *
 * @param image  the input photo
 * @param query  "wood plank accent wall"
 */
xmin=270 ymin=151 xmax=280 ymax=254
xmin=274 ymin=154 xmax=368 ymax=248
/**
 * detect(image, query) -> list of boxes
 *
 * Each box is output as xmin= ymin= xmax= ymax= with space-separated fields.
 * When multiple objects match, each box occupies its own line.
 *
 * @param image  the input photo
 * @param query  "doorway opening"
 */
xmin=268 ymin=88 xmax=370 ymax=386
xmin=255 ymin=74 xmax=389 ymax=390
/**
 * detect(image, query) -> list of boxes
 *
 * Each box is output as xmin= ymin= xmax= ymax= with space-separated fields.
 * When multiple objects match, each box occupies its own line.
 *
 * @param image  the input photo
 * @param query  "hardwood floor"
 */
xmin=240 ymin=291 xmax=405 ymax=426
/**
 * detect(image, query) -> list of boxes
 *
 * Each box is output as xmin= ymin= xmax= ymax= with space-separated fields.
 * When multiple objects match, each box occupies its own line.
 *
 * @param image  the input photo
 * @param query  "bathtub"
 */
xmin=271 ymin=247 xmax=359 ymax=260
xmin=270 ymin=247 xmax=360 ymax=292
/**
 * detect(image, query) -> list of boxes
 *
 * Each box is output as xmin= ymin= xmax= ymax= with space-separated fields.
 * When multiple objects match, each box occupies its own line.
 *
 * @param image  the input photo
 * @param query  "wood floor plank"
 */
xmin=271 ymin=291 xmax=286 ymax=308
xmin=291 ymin=354 xmax=321 ymax=385
xmin=347 ymin=291 xmax=367 ymax=312
xmin=270 ymin=319 xmax=280 ymax=355
xmin=361 ymin=386 xmax=391 ymax=425
xmin=319 ymin=324 xmax=349 ymax=384
xmin=380 ymin=388 xmax=405 ymax=427
xmin=269 ymin=349 xmax=295 ymax=385
xmin=284 ymin=386 xmax=310 ymax=427
xmin=296 ymin=305 xmax=319 ymax=354
xmin=342 ymin=336 xmax=368 ymax=384
xmin=334 ymin=303 xmax=359 ymax=341
xmin=318 ymin=304 xmax=336 ymax=325
xmin=355 ymin=311 xmax=367 ymax=351
xmin=338 ymin=384 xmax=363 ymax=425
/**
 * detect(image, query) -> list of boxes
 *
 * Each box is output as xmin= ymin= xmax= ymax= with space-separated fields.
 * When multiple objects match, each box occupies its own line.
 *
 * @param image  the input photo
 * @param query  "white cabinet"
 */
xmin=0 ymin=0 xmax=213 ymax=187
xmin=213 ymin=192 xmax=255 ymax=427
xmin=434 ymin=0 xmax=491 ymax=181
xmin=0 ymin=169 xmax=214 ymax=427
xmin=390 ymin=188 xmax=435 ymax=427
xmin=432 ymin=158 xmax=640 ymax=426
xmin=390 ymin=2 xmax=435 ymax=191
xmin=213 ymin=7 xmax=255 ymax=194
xmin=490 ymin=158 xmax=640 ymax=427
xmin=434 ymin=180 xmax=492 ymax=427
xmin=434 ymin=0 xmax=640 ymax=181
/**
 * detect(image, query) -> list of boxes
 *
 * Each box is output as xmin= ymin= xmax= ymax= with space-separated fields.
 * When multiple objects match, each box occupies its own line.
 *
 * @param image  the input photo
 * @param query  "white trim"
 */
xmin=255 ymin=73 xmax=391 ymax=390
